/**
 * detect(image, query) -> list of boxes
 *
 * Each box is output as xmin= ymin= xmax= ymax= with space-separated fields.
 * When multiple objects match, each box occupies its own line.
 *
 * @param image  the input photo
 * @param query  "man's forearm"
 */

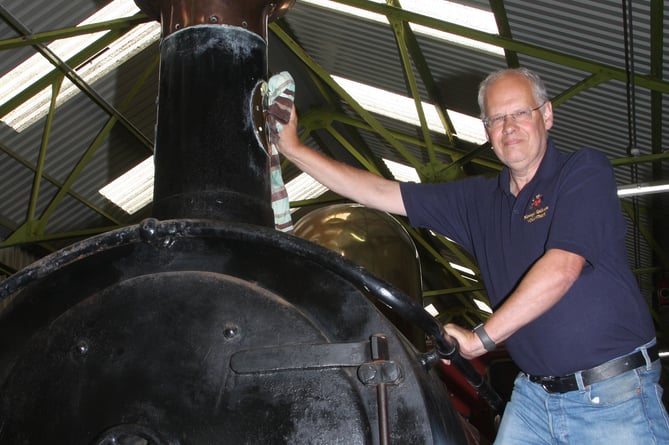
xmin=278 ymin=132 xmax=406 ymax=215
xmin=484 ymin=248 xmax=585 ymax=345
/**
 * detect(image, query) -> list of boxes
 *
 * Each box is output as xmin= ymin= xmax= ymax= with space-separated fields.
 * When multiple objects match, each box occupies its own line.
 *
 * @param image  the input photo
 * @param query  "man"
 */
xmin=273 ymin=67 xmax=669 ymax=443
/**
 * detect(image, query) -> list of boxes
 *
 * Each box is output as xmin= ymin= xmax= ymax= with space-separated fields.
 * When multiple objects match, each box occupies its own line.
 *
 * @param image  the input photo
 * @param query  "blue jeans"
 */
xmin=494 ymin=345 xmax=669 ymax=444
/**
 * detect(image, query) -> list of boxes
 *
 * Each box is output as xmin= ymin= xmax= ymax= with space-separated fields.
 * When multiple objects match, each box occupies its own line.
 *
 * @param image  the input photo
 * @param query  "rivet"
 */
xmin=139 ymin=218 xmax=158 ymax=242
xmin=223 ymin=324 xmax=239 ymax=339
xmin=75 ymin=340 xmax=89 ymax=355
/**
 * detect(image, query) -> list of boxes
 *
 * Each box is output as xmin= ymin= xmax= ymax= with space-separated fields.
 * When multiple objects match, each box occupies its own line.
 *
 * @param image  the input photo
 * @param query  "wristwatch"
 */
xmin=472 ymin=323 xmax=497 ymax=352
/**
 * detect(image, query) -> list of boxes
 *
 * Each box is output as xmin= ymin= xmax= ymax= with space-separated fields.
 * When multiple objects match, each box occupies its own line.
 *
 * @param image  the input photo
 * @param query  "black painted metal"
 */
xmin=0 ymin=220 xmax=470 ymax=444
xmin=0 ymin=3 xmax=501 ymax=442
xmin=152 ymin=25 xmax=274 ymax=226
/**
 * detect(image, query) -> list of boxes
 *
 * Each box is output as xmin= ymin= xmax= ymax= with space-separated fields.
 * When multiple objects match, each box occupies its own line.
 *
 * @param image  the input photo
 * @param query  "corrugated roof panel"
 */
xmin=0 ymin=157 xmax=60 ymax=231
xmin=285 ymin=4 xmax=409 ymax=93
xmin=1 ymin=0 xmax=104 ymax=31
xmin=1 ymin=0 xmax=666 ymax=296
xmin=0 ymin=151 xmax=32 ymax=228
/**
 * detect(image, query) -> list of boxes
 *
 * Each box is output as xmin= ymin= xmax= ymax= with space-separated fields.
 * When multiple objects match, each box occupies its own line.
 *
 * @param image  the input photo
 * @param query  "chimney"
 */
xmin=134 ymin=0 xmax=295 ymax=226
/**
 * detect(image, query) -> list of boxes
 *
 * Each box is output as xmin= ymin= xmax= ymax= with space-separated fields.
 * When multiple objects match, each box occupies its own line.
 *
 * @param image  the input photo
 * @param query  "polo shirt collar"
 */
xmin=497 ymin=138 xmax=557 ymax=196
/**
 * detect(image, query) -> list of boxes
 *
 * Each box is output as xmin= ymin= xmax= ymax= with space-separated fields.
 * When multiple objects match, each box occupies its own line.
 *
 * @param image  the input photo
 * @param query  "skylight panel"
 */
xmin=300 ymin=0 xmax=502 ymax=55
xmin=424 ymin=303 xmax=439 ymax=317
xmin=100 ymin=157 xmax=329 ymax=215
xmin=285 ymin=172 xmax=329 ymax=202
xmin=332 ymin=75 xmax=487 ymax=144
xmin=383 ymin=158 xmax=420 ymax=183
xmin=0 ymin=0 xmax=160 ymax=131
xmin=449 ymin=262 xmax=476 ymax=276
xmin=99 ymin=156 xmax=154 ymax=215
xmin=473 ymin=298 xmax=493 ymax=314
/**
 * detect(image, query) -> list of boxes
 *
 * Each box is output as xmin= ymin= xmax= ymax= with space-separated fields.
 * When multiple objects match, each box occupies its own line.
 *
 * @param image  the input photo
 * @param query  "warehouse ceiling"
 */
xmin=0 ymin=0 xmax=668 ymax=326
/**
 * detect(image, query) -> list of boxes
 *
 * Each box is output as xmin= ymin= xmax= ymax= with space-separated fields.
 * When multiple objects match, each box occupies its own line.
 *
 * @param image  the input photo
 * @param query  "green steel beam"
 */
xmin=394 ymin=17 xmax=456 ymax=146
xmin=611 ymin=151 xmax=669 ymax=167
xmin=488 ymin=0 xmax=519 ymax=68
xmin=300 ymin=61 xmax=391 ymax=177
xmin=401 ymin=223 xmax=490 ymax=309
xmin=0 ymin=54 xmax=159 ymax=247
xmin=274 ymin=3 xmax=668 ymax=308
xmin=550 ymin=72 xmax=610 ymax=107
xmin=325 ymin=0 xmax=669 ymax=94
xmin=297 ymin=109 xmax=389 ymax=177
xmin=0 ymin=142 xmax=122 ymax=224
xmin=270 ymin=21 xmax=422 ymax=168
xmin=423 ymin=285 xmax=487 ymax=297
xmin=387 ymin=14 xmax=438 ymax=166
xmin=386 ymin=0 xmax=450 ymax=167
xmin=0 ymin=1 xmax=665 ymax=298
xmin=27 ymin=79 xmax=63 ymax=223
xmin=649 ymin=0 xmax=664 ymax=162
xmin=0 ymin=15 xmax=151 ymax=51
xmin=0 ymin=7 xmax=154 ymax=151
xmin=301 ymin=108 xmax=503 ymax=171
xmin=0 ymin=27 xmax=128 ymax=117
xmin=4 ymin=118 xmax=118 ymax=244
xmin=325 ymin=124 xmax=382 ymax=174
xmin=37 ymin=53 xmax=159 ymax=234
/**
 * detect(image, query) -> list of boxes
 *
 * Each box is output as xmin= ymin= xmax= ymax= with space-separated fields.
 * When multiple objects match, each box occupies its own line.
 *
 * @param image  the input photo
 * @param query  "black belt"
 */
xmin=528 ymin=345 xmax=659 ymax=393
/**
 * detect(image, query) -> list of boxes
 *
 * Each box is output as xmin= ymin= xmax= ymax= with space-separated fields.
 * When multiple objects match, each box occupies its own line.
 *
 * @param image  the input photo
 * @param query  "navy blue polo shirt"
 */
xmin=400 ymin=140 xmax=655 ymax=376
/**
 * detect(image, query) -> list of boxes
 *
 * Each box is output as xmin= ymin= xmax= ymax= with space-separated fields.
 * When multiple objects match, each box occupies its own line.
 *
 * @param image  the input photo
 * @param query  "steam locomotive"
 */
xmin=0 ymin=1 xmax=500 ymax=443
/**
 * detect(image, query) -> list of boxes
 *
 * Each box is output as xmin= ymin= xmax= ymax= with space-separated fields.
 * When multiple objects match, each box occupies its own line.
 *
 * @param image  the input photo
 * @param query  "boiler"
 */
xmin=0 ymin=1 xmax=500 ymax=443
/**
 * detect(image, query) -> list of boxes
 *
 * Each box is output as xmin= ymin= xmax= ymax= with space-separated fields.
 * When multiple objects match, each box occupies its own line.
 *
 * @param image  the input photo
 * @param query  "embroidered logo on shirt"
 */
xmin=524 ymin=194 xmax=549 ymax=223
xmin=531 ymin=194 xmax=542 ymax=209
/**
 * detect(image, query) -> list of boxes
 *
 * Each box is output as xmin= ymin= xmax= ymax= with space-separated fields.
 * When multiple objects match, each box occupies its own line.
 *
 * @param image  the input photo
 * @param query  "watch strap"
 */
xmin=473 ymin=323 xmax=496 ymax=352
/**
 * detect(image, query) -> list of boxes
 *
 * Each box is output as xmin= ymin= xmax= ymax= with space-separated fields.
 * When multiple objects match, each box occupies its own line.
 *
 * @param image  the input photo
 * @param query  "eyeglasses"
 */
xmin=482 ymin=102 xmax=546 ymax=129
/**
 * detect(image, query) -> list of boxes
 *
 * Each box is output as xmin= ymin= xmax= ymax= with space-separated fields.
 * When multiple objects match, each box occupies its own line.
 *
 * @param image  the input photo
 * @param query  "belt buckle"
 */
xmin=528 ymin=373 xmax=564 ymax=393
xmin=540 ymin=376 xmax=557 ymax=393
